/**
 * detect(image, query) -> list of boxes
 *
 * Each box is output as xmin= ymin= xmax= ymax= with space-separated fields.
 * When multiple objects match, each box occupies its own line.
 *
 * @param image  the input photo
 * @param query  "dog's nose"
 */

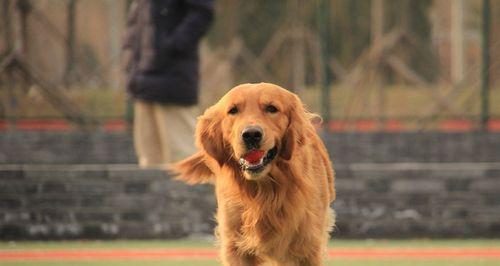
xmin=242 ymin=126 xmax=263 ymax=148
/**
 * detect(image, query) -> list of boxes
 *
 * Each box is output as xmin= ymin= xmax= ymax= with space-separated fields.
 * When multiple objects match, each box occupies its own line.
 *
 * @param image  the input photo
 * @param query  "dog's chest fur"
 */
xmin=223 ymin=168 xmax=308 ymax=258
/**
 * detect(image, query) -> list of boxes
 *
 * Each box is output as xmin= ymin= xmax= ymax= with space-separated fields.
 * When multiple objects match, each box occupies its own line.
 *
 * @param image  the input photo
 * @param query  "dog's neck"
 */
xmin=231 ymin=160 xmax=310 ymax=239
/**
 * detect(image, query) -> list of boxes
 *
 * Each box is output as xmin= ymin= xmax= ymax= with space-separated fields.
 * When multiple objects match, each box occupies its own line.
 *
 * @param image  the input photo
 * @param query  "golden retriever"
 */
xmin=174 ymin=83 xmax=335 ymax=265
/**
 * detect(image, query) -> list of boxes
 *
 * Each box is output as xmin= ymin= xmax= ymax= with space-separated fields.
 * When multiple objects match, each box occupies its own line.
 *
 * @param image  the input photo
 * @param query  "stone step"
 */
xmin=0 ymin=164 xmax=216 ymax=239
xmin=1 ymin=163 xmax=499 ymax=239
xmin=0 ymin=164 xmax=164 ymax=179
xmin=336 ymin=162 xmax=500 ymax=179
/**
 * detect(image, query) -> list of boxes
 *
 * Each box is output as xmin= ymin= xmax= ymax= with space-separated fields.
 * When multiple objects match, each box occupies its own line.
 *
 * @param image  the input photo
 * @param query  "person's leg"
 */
xmin=133 ymin=100 xmax=164 ymax=168
xmin=154 ymin=104 xmax=198 ymax=164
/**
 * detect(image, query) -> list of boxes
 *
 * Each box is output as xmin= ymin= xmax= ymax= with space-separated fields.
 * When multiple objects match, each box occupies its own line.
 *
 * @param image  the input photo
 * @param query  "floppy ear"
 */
xmin=194 ymin=105 xmax=230 ymax=166
xmin=280 ymin=94 xmax=311 ymax=160
xmin=171 ymin=104 xmax=230 ymax=184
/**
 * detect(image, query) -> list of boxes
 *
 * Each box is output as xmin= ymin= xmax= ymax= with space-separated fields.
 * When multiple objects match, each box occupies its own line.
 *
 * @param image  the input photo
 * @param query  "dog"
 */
xmin=174 ymin=83 xmax=335 ymax=265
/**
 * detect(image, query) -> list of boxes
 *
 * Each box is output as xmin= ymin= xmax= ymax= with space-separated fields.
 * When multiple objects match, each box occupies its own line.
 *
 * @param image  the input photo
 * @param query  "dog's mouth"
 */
xmin=239 ymin=146 xmax=278 ymax=173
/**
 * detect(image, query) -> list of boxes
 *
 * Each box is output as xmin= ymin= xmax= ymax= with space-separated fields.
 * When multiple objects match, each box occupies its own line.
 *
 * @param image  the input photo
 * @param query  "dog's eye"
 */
xmin=228 ymin=106 xmax=238 ymax=115
xmin=265 ymin=105 xmax=279 ymax=113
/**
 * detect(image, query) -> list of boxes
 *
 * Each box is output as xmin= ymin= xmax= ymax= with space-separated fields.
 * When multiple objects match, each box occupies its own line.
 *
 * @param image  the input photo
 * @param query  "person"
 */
xmin=122 ymin=0 xmax=214 ymax=168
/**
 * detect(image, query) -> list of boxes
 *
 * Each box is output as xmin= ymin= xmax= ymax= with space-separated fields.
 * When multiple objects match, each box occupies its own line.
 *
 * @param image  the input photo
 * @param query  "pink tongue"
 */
xmin=243 ymin=150 xmax=265 ymax=164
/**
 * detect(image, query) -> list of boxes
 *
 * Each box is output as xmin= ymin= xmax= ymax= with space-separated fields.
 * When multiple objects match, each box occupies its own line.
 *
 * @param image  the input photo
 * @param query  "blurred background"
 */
xmin=1 ymin=0 xmax=499 ymax=129
xmin=0 ymin=0 xmax=500 ymax=265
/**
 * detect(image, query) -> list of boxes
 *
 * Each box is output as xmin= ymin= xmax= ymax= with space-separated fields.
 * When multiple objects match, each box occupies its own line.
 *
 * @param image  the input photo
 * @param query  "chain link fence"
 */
xmin=0 ymin=0 xmax=498 ymax=131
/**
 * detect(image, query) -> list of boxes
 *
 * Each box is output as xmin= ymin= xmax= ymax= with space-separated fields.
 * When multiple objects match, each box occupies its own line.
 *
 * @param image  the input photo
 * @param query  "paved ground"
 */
xmin=2 ymin=247 xmax=500 ymax=261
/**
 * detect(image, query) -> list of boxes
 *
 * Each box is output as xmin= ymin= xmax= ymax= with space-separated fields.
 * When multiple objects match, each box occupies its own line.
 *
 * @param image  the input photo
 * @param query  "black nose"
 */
xmin=242 ymin=126 xmax=263 ymax=148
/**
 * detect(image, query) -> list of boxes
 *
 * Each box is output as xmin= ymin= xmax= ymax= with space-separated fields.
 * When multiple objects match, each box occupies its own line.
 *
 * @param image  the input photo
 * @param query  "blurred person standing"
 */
xmin=123 ymin=0 xmax=214 ymax=168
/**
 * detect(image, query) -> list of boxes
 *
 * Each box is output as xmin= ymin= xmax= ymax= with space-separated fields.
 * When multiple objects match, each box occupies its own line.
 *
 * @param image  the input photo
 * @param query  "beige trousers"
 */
xmin=133 ymin=100 xmax=197 ymax=169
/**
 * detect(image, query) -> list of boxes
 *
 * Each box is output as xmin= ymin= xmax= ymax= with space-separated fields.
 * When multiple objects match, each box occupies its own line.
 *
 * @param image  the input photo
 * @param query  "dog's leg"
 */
xmin=297 ymin=254 xmax=324 ymax=266
xmin=270 ymin=257 xmax=322 ymax=266
xmin=217 ymin=214 xmax=260 ymax=265
xmin=288 ymin=237 xmax=325 ymax=266
xmin=220 ymin=244 xmax=260 ymax=266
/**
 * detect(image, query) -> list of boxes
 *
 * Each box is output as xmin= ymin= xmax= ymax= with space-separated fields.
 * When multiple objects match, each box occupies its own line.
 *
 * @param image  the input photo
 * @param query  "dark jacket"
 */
xmin=123 ymin=0 xmax=214 ymax=105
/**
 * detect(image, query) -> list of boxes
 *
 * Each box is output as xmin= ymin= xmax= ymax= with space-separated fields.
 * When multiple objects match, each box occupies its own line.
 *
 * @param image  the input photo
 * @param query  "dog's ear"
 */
xmin=195 ymin=105 xmax=230 ymax=166
xmin=171 ymin=104 xmax=228 ymax=184
xmin=280 ymin=94 xmax=316 ymax=160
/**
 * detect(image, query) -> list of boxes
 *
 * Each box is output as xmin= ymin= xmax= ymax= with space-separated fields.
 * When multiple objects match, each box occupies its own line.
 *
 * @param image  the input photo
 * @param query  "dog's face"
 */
xmin=221 ymin=84 xmax=290 ymax=180
xmin=196 ymin=83 xmax=309 ymax=181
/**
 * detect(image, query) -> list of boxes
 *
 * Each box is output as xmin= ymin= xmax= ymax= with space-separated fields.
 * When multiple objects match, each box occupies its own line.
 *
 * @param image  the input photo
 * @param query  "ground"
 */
xmin=1 ymin=239 xmax=499 ymax=266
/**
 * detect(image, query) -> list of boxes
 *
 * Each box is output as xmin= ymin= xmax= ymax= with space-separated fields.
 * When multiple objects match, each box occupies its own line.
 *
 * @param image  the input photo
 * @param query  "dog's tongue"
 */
xmin=243 ymin=150 xmax=265 ymax=164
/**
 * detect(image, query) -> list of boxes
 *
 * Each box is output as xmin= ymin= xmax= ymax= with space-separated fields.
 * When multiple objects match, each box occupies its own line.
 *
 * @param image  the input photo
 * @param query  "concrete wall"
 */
xmin=334 ymin=162 xmax=500 ymax=238
xmin=0 ymin=165 xmax=215 ymax=239
xmin=1 ymin=131 xmax=500 ymax=239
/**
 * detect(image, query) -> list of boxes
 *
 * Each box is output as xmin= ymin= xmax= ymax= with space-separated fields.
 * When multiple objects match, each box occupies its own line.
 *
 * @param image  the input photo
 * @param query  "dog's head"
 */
xmin=175 ymin=83 xmax=317 ymax=182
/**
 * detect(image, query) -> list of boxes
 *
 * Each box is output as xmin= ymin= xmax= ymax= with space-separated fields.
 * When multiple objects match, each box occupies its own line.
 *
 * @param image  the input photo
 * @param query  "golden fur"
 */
xmin=173 ymin=83 xmax=336 ymax=265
